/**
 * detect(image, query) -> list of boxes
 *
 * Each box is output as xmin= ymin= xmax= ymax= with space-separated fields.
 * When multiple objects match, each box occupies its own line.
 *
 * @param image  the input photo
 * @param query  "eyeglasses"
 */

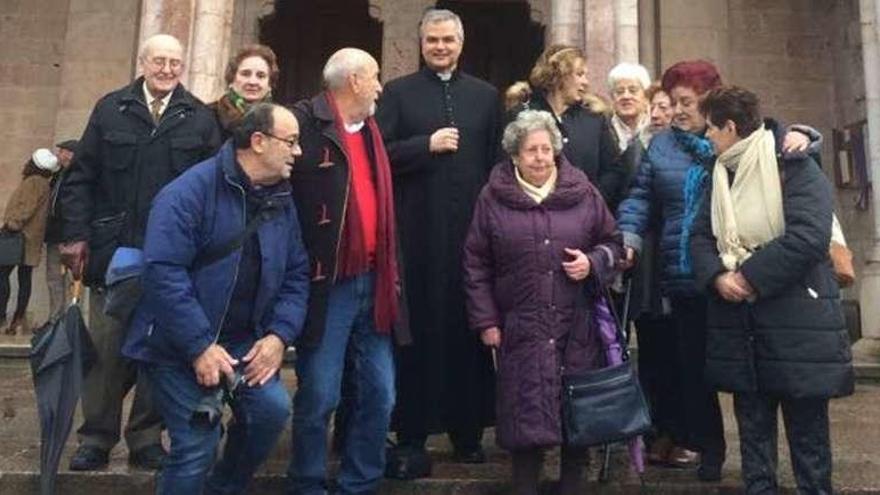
xmin=263 ymin=132 xmax=300 ymax=149
xmin=146 ymin=57 xmax=183 ymax=71
xmin=613 ymin=85 xmax=644 ymax=97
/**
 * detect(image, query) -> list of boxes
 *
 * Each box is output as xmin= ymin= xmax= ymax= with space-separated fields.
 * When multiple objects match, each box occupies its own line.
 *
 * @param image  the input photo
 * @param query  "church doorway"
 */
xmin=260 ymin=0 xmax=383 ymax=103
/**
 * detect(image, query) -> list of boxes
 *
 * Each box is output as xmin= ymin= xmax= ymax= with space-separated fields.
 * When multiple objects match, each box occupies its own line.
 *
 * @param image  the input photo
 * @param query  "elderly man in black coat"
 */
xmin=376 ymin=8 xmax=500 ymax=475
xmin=59 ymin=34 xmax=221 ymax=472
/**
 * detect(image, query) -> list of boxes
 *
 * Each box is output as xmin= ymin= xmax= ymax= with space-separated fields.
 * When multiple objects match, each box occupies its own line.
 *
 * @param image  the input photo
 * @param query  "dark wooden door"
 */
xmin=260 ymin=0 xmax=383 ymax=103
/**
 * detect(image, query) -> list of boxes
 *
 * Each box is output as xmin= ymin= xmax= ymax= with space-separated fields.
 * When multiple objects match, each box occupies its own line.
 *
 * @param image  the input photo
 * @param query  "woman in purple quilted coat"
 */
xmin=463 ymin=110 xmax=623 ymax=495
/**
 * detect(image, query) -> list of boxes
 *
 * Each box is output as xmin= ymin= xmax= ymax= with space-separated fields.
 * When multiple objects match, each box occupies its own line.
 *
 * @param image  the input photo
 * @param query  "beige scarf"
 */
xmin=515 ymin=165 xmax=557 ymax=204
xmin=711 ymin=125 xmax=785 ymax=271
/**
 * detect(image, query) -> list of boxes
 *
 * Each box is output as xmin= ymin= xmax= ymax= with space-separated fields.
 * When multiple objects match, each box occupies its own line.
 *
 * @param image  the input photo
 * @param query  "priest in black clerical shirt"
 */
xmin=376 ymin=8 xmax=500 ymax=476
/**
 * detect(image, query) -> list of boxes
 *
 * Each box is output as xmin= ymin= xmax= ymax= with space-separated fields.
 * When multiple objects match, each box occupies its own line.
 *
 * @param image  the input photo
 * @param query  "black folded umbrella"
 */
xmin=29 ymin=281 xmax=95 ymax=495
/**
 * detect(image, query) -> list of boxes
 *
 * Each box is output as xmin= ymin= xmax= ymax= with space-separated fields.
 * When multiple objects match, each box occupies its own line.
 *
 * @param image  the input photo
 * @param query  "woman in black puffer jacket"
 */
xmin=690 ymin=86 xmax=853 ymax=495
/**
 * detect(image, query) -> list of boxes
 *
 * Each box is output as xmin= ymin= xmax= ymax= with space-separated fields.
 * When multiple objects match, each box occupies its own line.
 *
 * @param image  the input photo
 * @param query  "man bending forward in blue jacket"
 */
xmin=123 ymin=103 xmax=310 ymax=494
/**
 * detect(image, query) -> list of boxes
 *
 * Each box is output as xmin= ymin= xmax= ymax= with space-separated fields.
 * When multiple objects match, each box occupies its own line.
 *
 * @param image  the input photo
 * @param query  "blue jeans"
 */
xmin=146 ymin=339 xmax=291 ymax=495
xmin=287 ymin=273 xmax=395 ymax=495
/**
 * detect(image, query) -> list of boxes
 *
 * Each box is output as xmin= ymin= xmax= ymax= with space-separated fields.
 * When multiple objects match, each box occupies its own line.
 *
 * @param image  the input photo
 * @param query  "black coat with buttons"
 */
xmin=61 ymin=77 xmax=221 ymax=249
xmin=290 ymin=94 xmax=410 ymax=349
xmin=689 ymin=155 xmax=854 ymax=399
xmin=376 ymin=67 xmax=500 ymax=433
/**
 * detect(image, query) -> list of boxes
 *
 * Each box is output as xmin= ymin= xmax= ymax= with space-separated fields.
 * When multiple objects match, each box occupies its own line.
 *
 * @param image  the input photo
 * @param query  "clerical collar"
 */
xmin=344 ymin=121 xmax=365 ymax=133
xmin=436 ymin=71 xmax=453 ymax=82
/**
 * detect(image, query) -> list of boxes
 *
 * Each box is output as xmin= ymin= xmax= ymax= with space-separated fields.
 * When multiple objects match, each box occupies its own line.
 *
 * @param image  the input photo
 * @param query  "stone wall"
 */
xmin=0 ymin=0 xmax=70 ymax=325
xmin=0 ymin=0 xmax=70 ymax=199
xmin=0 ymin=0 xmax=138 ymax=325
xmin=829 ymin=0 xmax=869 ymax=294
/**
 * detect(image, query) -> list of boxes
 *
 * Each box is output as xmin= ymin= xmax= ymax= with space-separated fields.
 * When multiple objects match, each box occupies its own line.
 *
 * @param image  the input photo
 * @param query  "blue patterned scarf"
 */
xmin=673 ymin=127 xmax=715 ymax=275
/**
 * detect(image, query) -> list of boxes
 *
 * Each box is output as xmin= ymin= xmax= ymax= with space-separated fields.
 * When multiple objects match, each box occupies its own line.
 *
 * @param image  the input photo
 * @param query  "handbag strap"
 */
xmin=192 ymin=199 xmax=283 ymax=271
xmin=565 ymin=280 xmax=633 ymax=366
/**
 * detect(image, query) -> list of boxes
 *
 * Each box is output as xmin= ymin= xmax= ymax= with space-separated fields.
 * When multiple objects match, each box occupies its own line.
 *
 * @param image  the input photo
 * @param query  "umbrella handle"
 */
xmin=71 ymin=279 xmax=83 ymax=305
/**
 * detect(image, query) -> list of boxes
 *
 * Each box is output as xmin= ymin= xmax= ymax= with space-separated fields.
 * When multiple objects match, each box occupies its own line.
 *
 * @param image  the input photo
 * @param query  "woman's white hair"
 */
xmin=322 ymin=48 xmax=375 ymax=90
xmin=501 ymin=110 xmax=563 ymax=157
xmin=607 ymin=62 xmax=651 ymax=90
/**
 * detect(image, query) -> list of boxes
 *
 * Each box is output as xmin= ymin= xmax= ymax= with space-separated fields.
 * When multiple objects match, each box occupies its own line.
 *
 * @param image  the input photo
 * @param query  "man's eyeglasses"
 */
xmin=146 ymin=57 xmax=183 ymax=71
xmin=264 ymin=132 xmax=299 ymax=149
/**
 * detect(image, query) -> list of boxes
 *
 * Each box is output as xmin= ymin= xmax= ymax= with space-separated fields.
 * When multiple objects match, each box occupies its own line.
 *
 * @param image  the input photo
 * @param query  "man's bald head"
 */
xmin=138 ymin=34 xmax=185 ymax=98
xmin=322 ymin=48 xmax=377 ymax=90
xmin=139 ymin=34 xmax=184 ymax=62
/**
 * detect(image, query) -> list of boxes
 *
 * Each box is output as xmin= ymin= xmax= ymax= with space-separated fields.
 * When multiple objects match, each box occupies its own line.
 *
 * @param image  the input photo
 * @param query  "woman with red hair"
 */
xmin=616 ymin=60 xmax=819 ymax=482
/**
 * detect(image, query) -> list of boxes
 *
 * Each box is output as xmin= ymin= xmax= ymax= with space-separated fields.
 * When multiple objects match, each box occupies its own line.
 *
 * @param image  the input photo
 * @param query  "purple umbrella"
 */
xmin=593 ymin=287 xmax=645 ymax=475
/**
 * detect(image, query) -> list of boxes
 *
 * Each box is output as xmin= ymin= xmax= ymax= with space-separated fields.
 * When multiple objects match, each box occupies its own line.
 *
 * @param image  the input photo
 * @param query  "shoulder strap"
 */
xmin=192 ymin=199 xmax=283 ymax=270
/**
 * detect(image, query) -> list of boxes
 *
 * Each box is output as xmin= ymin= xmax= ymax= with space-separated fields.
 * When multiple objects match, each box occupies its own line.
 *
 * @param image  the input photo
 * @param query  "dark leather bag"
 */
xmin=562 ymin=361 xmax=652 ymax=446
xmin=561 ymin=288 xmax=651 ymax=447
xmin=0 ymin=230 xmax=25 ymax=266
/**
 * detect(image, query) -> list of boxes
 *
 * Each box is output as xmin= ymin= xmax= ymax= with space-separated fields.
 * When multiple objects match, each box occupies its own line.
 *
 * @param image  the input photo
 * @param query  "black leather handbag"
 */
xmin=562 ymin=361 xmax=652 ymax=446
xmin=0 ymin=230 xmax=24 ymax=266
xmin=562 ymin=286 xmax=651 ymax=447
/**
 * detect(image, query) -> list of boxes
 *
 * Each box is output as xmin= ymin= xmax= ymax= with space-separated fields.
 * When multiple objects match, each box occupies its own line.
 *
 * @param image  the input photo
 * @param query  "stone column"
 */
xmin=550 ymin=0 xmax=584 ymax=47
xmin=614 ymin=0 xmax=639 ymax=64
xmin=858 ymin=0 xmax=880 ymax=345
xmin=584 ymin=0 xmax=615 ymax=95
xmin=188 ymin=0 xmax=235 ymax=102
xmin=372 ymin=0 xmax=434 ymax=82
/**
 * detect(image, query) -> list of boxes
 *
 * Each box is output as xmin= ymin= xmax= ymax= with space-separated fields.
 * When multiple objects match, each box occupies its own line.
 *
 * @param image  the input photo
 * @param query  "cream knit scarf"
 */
xmin=611 ymin=113 xmax=650 ymax=153
xmin=515 ymin=165 xmax=557 ymax=204
xmin=711 ymin=125 xmax=784 ymax=271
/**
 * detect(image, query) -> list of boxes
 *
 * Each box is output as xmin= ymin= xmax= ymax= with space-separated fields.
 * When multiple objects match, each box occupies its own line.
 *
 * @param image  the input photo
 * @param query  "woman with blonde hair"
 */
xmin=506 ymin=45 xmax=621 ymax=207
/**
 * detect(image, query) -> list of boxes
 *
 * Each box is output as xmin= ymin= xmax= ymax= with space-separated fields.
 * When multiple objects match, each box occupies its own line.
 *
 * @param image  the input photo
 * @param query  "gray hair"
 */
xmin=322 ymin=47 xmax=376 ymax=90
xmin=139 ymin=34 xmax=184 ymax=62
xmin=607 ymin=62 xmax=651 ymax=90
xmin=501 ymin=110 xmax=563 ymax=157
xmin=419 ymin=9 xmax=464 ymax=42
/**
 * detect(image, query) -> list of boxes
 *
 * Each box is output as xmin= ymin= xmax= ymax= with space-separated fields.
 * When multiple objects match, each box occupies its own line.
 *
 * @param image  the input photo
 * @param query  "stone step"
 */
xmin=2 ymin=470 xmax=880 ymax=495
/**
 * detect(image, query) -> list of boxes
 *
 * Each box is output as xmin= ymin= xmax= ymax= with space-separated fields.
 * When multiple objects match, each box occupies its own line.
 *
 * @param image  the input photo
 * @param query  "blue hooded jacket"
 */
xmin=123 ymin=142 xmax=310 ymax=364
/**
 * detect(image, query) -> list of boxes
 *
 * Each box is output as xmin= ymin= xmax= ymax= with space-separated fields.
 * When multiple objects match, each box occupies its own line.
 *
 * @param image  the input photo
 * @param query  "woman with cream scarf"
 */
xmin=690 ymin=86 xmax=853 ymax=495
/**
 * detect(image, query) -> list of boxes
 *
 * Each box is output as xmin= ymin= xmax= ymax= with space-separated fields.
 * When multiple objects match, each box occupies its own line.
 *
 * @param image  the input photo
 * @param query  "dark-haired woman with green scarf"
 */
xmin=210 ymin=44 xmax=279 ymax=140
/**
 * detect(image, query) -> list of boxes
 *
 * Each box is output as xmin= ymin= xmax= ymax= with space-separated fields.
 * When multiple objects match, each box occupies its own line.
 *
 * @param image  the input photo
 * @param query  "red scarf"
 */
xmin=326 ymin=93 xmax=400 ymax=333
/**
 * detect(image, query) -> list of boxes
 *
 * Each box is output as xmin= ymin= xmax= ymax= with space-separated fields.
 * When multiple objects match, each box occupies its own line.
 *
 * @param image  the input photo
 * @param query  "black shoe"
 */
xmin=452 ymin=446 xmax=486 ymax=464
xmin=128 ymin=444 xmax=166 ymax=470
xmin=697 ymin=462 xmax=722 ymax=482
xmin=69 ymin=445 xmax=110 ymax=471
xmin=385 ymin=445 xmax=432 ymax=480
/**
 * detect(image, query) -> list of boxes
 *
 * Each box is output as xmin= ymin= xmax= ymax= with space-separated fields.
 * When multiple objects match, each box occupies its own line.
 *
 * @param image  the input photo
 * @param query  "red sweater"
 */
xmin=343 ymin=129 xmax=377 ymax=261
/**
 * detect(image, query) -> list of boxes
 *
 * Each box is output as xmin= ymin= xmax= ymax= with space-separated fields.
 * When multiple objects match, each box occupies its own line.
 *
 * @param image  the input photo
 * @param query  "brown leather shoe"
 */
xmin=667 ymin=446 xmax=700 ymax=468
xmin=646 ymin=436 xmax=672 ymax=465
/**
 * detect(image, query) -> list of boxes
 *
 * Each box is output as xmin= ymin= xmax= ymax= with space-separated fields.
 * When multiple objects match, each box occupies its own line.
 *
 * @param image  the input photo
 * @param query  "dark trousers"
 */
xmin=76 ymin=289 xmax=163 ymax=450
xmin=734 ymin=393 xmax=833 ymax=495
xmin=0 ymin=264 xmax=33 ymax=321
xmin=671 ymin=296 xmax=726 ymax=465
xmin=635 ymin=314 xmax=687 ymax=444
xmin=394 ymin=330 xmax=489 ymax=452
xmin=511 ymin=446 xmax=588 ymax=495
